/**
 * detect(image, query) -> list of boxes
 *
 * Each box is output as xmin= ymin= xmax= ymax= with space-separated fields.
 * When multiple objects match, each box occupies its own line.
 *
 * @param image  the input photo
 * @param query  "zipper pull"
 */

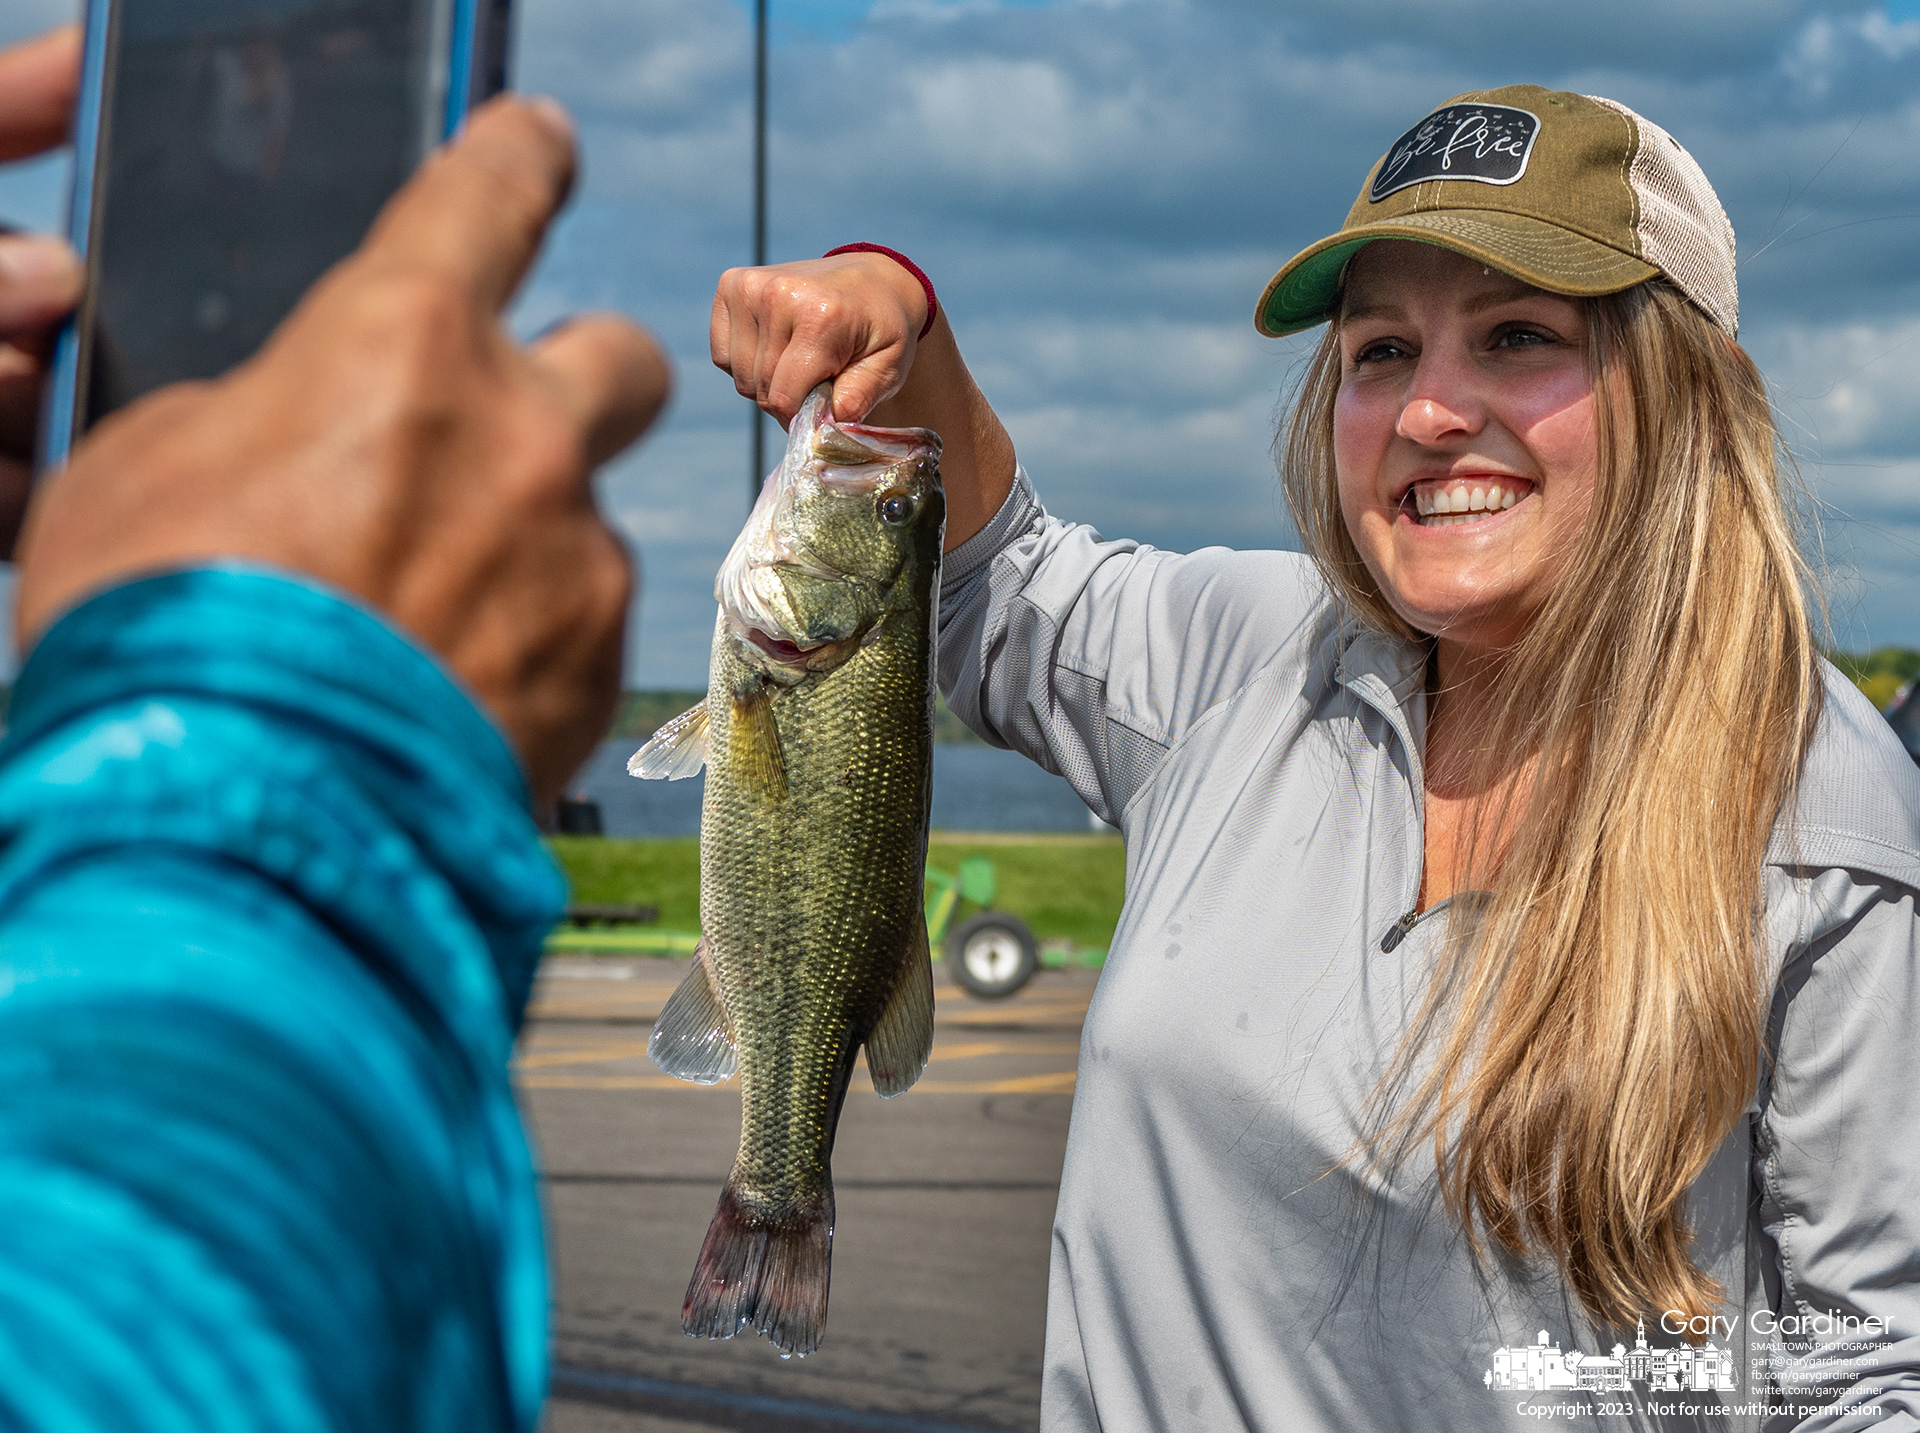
xmin=1380 ymin=908 xmax=1419 ymax=953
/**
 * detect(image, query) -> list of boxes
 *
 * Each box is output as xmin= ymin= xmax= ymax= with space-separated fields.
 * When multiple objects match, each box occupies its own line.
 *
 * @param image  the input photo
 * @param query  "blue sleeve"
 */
xmin=0 ymin=567 xmax=567 ymax=1433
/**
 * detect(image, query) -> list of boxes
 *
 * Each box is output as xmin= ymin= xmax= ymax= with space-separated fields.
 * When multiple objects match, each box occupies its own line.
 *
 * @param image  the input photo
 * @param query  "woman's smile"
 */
xmin=1401 ymin=474 xmax=1537 ymax=528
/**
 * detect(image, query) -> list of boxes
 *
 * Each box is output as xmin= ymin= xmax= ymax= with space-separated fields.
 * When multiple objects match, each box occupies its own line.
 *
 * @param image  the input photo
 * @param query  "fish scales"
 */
xmin=628 ymin=382 xmax=943 ymax=1356
xmin=704 ymin=610 xmax=930 ymax=1200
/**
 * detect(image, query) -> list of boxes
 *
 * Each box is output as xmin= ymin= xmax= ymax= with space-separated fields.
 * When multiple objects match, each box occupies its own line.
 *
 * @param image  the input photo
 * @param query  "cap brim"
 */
xmin=1254 ymin=210 xmax=1660 ymax=337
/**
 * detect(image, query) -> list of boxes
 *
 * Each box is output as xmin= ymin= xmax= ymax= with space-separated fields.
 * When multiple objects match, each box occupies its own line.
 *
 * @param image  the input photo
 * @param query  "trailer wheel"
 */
xmin=946 ymin=912 xmax=1039 ymax=999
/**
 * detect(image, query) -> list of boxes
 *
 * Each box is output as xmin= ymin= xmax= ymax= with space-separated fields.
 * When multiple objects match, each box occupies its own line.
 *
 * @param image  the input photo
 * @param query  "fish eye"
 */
xmin=878 ymin=490 xmax=914 ymax=525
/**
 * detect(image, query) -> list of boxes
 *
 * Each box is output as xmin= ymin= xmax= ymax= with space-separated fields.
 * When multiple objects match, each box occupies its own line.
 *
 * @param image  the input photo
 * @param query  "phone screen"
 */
xmin=73 ymin=0 xmax=454 ymax=430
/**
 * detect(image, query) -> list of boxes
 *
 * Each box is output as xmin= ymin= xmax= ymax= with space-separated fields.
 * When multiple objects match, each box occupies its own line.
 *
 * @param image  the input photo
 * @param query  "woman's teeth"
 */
xmin=1413 ymin=480 xmax=1523 ymax=527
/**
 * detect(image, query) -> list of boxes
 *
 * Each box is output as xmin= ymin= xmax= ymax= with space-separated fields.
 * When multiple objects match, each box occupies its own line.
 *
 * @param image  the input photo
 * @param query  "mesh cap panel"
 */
xmin=1586 ymin=95 xmax=1738 ymax=337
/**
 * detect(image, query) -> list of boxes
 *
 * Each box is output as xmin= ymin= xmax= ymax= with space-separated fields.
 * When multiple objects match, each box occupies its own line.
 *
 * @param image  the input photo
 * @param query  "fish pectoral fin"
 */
xmin=731 ymin=690 xmax=787 ymax=802
xmin=628 ymin=704 xmax=710 ymax=781
xmin=648 ymin=940 xmax=737 ymax=1085
xmin=865 ymin=920 xmax=935 ymax=1099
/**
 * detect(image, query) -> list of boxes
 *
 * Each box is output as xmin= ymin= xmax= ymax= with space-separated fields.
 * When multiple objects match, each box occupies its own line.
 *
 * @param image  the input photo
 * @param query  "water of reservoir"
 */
xmin=570 ymin=740 xmax=1105 ymax=837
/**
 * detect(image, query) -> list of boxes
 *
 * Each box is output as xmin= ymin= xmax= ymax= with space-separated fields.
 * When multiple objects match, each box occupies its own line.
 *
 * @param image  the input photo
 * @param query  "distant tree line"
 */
xmin=16 ymin=653 xmax=1903 ymax=748
xmin=604 ymin=655 xmax=1920 ymax=747
xmin=0 ymin=656 xmax=1911 ymax=747
xmin=1832 ymin=648 xmax=1920 ymax=713
xmin=602 ymin=652 xmax=1919 ymax=747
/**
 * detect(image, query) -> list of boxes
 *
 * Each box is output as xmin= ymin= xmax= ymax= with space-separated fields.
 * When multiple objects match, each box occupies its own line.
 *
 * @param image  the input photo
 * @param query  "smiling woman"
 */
xmin=1285 ymin=244 xmax=1819 ymax=1326
xmin=709 ymin=82 xmax=1920 ymax=1433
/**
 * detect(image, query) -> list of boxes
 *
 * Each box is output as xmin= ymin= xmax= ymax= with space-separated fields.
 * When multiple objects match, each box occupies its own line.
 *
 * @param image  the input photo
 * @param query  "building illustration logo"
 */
xmin=1486 ymin=1320 xmax=1737 ymax=1394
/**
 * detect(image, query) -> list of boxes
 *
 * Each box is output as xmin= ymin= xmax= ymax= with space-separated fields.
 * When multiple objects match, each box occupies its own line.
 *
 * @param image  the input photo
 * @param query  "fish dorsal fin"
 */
xmin=628 ymin=704 xmax=710 ymax=781
xmin=649 ymin=940 xmax=737 ymax=1085
xmin=730 ymin=690 xmax=787 ymax=802
xmin=866 ymin=919 xmax=934 ymax=1098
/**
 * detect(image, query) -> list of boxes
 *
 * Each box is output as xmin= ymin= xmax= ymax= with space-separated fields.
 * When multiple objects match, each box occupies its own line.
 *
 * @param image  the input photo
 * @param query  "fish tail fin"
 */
xmin=682 ymin=1178 xmax=834 ymax=1357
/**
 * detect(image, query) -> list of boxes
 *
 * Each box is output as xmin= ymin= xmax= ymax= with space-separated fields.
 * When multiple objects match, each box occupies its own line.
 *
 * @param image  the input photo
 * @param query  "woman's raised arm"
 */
xmin=710 ymin=252 xmax=1017 ymax=551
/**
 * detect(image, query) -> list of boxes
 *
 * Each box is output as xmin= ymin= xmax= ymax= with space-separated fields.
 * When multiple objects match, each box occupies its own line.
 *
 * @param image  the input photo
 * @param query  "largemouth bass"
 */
xmin=627 ymin=383 xmax=944 ymax=1357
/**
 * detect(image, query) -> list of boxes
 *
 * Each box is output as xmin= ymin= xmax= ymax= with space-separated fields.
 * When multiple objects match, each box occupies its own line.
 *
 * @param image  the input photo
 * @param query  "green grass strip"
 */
xmin=547 ymin=833 xmax=1126 ymax=951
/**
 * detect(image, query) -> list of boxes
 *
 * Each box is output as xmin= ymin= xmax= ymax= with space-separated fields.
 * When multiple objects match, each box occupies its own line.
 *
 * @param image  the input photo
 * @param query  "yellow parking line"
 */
xmin=521 ymin=1074 xmax=704 ymax=1091
xmin=902 ymin=1072 xmax=1079 ymax=1095
xmin=924 ymin=1041 xmax=1081 ymax=1061
xmin=516 ymin=1041 xmax=655 ymax=1070
xmin=525 ymin=1001 xmax=659 ymax=1015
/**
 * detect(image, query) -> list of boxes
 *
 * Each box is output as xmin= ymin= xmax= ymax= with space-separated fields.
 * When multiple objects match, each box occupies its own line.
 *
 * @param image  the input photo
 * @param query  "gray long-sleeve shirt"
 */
xmin=937 ymin=469 xmax=1920 ymax=1433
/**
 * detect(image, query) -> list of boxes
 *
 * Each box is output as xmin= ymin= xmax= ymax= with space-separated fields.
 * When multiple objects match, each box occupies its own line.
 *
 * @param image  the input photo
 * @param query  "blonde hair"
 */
xmin=1282 ymin=277 xmax=1821 ymax=1328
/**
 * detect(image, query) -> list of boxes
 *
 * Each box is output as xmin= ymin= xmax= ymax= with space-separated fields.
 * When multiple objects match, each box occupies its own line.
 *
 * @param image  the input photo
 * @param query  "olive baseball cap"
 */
xmin=1255 ymin=85 xmax=1738 ymax=339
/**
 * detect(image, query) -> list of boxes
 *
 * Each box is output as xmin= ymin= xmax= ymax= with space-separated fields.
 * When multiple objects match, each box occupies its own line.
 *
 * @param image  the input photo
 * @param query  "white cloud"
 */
xmin=517 ymin=0 xmax=747 ymax=119
xmin=5 ymin=0 xmax=1920 ymax=681
xmin=1860 ymin=8 xmax=1920 ymax=57
xmin=517 ymin=0 xmax=1920 ymax=672
xmin=1758 ymin=315 xmax=1920 ymax=458
xmin=1784 ymin=7 xmax=1920 ymax=95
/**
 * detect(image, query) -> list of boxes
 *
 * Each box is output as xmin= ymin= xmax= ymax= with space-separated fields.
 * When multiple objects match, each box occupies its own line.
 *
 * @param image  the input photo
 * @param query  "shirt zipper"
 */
xmin=1379 ymin=909 xmax=1423 ymax=953
xmin=1379 ymin=891 xmax=1492 ymax=953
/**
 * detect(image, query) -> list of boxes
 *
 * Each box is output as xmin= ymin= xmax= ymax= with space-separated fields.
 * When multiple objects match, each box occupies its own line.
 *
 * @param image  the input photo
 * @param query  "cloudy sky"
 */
xmin=2 ymin=0 xmax=1917 ymax=686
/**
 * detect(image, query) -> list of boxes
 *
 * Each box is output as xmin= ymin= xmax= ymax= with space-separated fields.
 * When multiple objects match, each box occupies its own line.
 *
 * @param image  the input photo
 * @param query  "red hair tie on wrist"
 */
xmin=823 ymin=243 xmax=938 ymax=340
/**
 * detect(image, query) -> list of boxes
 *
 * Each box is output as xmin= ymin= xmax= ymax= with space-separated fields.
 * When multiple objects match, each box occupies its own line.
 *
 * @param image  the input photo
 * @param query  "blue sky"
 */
xmin=2 ymin=0 xmax=1918 ymax=686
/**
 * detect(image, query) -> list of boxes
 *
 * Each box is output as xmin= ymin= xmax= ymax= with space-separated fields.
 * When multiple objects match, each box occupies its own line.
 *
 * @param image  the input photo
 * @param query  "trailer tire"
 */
xmin=946 ymin=913 xmax=1039 ymax=999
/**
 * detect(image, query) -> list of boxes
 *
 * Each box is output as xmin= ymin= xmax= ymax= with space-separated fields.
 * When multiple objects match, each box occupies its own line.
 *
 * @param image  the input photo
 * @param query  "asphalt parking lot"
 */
xmin=520 ymin=957 xmax=1096 ymax=1433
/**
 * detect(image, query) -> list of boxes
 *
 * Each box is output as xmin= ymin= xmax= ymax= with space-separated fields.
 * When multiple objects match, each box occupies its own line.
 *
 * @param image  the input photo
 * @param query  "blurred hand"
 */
xmin=710 ymin=251 xmax=929 ymax=425
xmin=0 ymin=26 xmax=85 ymax=552
xmin=15 ymin=96 xmax=673 ymax=805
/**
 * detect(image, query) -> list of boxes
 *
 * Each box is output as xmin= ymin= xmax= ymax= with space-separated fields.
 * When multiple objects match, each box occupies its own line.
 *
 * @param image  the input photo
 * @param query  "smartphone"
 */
xmin=37 ymin=0 xmax=513 ymax=470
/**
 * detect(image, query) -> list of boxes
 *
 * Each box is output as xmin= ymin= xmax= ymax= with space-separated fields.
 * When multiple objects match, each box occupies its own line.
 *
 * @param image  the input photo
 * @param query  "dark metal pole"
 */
xmin=749 ymin=0 xmax=768 ymax=504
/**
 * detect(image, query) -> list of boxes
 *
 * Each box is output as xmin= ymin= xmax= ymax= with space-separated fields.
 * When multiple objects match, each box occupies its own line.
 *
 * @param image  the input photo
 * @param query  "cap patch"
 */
xmin=1370 ymin=103 xmax=1540 ymax=202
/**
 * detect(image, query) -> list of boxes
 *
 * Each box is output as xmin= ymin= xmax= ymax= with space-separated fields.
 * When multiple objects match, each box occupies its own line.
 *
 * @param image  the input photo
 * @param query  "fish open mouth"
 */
xmin=747 ymin=628 xmax=817 ymax=664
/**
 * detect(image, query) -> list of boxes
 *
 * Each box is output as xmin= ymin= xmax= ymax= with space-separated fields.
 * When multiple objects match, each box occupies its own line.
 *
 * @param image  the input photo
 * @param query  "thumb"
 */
xmin=829 ymin=346 xmax=911 ymax=423
xmin=0 ymin=27 xmax=80 ymax=162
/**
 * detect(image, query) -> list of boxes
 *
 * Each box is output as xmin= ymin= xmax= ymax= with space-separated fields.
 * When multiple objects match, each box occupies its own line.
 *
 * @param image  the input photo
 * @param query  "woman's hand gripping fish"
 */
xmin=627 ymin=383 xmax=944 ymax=1357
